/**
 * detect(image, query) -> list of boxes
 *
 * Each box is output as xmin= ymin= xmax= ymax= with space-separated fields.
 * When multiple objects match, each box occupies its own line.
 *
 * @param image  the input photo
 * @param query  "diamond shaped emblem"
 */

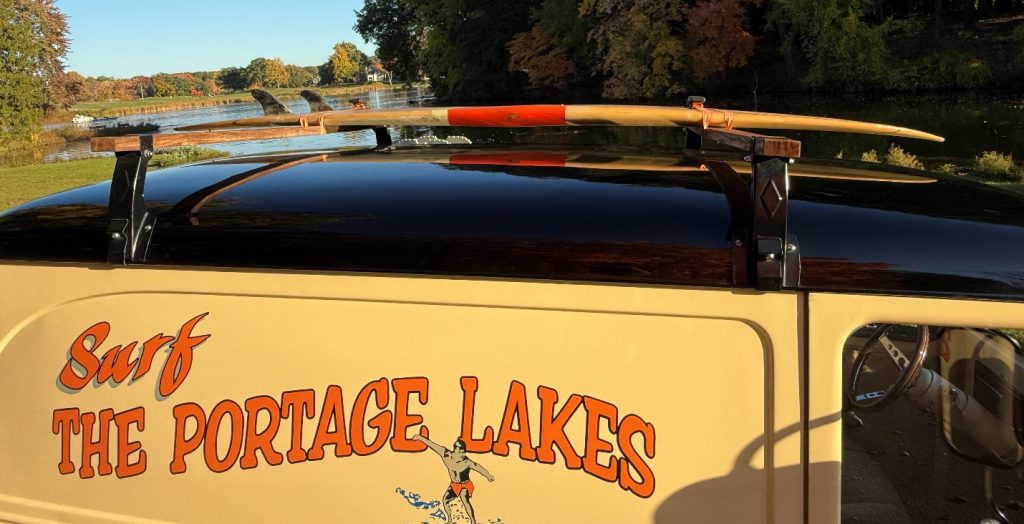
xmin=759 ymin=179 xmax=783 ymax=218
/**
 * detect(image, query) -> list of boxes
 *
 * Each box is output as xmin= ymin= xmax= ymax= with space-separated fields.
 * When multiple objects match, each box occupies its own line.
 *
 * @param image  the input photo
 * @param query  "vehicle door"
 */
xmin=809 ymin=293 xmax=1024 ymax=523
xmin=0 ymin=264 xmax=802 ymax=523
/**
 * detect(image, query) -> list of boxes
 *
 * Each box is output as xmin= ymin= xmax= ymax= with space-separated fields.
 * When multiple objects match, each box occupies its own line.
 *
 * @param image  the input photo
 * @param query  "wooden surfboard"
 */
xmin=176 ymin=104 xmax=945 ymax=142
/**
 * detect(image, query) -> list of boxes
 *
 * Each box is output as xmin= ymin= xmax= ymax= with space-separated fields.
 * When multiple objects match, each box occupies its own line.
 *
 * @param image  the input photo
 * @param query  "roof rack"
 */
xmin=93 ymin=92 xmax=943 ymax=290
xmin=678 ymin=97 xmax=800 ymax=290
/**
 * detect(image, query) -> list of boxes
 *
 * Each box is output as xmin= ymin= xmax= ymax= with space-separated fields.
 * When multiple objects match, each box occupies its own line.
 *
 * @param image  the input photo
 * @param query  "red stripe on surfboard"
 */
xmin=447 ymin=105 xmax=566 ymax=127
xmin=449 ymin=152 xmax=566 ymax=167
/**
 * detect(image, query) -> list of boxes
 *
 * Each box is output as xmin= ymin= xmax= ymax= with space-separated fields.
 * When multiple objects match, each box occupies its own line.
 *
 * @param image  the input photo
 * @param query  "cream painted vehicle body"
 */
xmin=2 ymin=112 xmax=1024 ymax=523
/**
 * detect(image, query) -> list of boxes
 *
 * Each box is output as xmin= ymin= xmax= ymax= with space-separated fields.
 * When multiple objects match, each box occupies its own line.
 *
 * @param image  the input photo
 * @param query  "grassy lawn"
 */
xmin=0 ymin=147 xmax=227 ymax=212
xmin=0 ymin=158 xmax=115 ymax=211
xmin=71 ymin=84 xmax=397 ymax=118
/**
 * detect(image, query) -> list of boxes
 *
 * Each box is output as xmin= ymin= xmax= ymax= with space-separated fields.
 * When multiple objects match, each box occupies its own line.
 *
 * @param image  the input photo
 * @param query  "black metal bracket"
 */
xmin=684 ymin=98 xmax=801 ymax=291
xmin=751 ymin=156 xmax=799 ymax=290
xmin=106 ymin=135 xmax=155 ymax=265
xmin=704 ymin=160 xmax=751 ymax=285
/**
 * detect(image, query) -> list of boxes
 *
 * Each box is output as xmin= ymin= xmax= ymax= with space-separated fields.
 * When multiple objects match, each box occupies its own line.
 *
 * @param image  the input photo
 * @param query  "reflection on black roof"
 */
xmin=1 ymin=146 xmax=1023 ymax=300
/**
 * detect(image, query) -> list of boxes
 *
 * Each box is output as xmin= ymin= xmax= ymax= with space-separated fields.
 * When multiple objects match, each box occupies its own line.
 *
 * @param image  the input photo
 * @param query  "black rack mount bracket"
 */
xmin=106 ymin=135 xmax=155 ymax=265
xmin=684 ymin=110 xmax=801 ymax=291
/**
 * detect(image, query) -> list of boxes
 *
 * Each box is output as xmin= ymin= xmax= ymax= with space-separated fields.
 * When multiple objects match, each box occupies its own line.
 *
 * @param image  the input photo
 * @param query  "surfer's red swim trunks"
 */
xmin=449 ymin=480 xmax=475 ymax=496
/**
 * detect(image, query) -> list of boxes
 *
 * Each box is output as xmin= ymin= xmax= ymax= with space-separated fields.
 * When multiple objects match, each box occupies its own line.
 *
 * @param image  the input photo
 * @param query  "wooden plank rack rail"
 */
xmin=94 ymin=91 xmax=945 ymax=290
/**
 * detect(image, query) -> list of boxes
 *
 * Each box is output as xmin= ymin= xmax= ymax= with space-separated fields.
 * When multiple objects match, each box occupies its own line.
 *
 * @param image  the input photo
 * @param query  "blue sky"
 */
xmin=57 ymin=0 xmax=373 ymax=78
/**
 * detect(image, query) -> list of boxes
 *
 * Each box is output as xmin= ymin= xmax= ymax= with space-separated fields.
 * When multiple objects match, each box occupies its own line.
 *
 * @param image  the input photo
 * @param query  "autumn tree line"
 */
xmin=355 ymin=0 xmax=1024 ymax=101
xmin=70 ymin=42 xmax=381 ymax=103
xmin=1 ymin=0 xmax=380 ymax=142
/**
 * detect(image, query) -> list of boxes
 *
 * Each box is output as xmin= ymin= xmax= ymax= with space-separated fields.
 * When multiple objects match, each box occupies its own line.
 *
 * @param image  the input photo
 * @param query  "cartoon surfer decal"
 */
xmin=413 ymin=434 xmax=495 ymax=524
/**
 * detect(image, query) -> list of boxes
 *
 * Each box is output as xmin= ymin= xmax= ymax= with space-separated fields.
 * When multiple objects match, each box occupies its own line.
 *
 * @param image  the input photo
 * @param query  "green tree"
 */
xmin=244 ymin=57 xmax=289 ymax=88
xmin=285 ymin=64 xmax=314 ymax=87
xmin=339 ymin=41 xmax=371 ymax=69
xmin=327 ymin=43 xmax=360 ymax=83
xmin=18 ymin=0 xmax=68 ymax=111
xmin=581 ymin=0 xmax=689 ymax=99
xmin=355 ymin=0 xmax=421 ymax=82
xmin=317 ymin=62 xmax=334 ymax=86
xmin=768 ymin=0 xmax=892 ymax=91
xmin=349 ymin=0 xmax=1021 ymax=99
xmin=0 ymin=0 xmax=70 ymax=140
xmin=415 ymin=0 xmax=539 ymax=100
xmin=168 ymin=73 xmax=195 ymax=96
xmin=218 ymin=67 xmax=248 ymax=91
xmin=0 ymin=0 xmax=44 ymax=141
xmin=150 ymin=75 xmax=177 ymax=97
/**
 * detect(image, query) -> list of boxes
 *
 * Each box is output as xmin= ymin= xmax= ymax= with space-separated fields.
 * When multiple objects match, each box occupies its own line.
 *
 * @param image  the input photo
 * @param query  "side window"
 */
xmin=842 ymin=325 xmax=1024 ymax=524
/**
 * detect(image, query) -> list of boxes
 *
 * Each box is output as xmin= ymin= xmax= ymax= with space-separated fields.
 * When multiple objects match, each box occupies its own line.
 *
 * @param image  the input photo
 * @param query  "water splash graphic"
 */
xmin=395 ymin=486 xmax=503 ymax=523
xmin=395 ymin=487 xmax=441 ymax=511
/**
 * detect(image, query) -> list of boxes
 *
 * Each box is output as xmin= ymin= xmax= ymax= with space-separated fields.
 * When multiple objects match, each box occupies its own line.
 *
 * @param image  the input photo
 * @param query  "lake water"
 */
xmin=741 ymin=93 xmax=1024 ymax=165
xmin=19 ymin=90 xmax=1024 ymax=169
xmin=28 ymin=88 xmax=431 ymax=164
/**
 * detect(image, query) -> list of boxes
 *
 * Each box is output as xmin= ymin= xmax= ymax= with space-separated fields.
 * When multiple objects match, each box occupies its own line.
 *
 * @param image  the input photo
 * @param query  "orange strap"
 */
xmin=695 ymin=107 xmax=736 ymax=130
xmin=297 ymin=115 xmax=329 ymax=129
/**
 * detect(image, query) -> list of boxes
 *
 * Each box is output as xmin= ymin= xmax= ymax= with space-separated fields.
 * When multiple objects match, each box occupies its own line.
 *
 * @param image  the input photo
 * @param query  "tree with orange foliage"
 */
xmin=128 ymin=76 xmax=153 ymax=98
xmin=507 ymin=26 xmax=577 ymax=91
xmin=49 ymin=71 xmax=85 ymax=110
xmin=683 ymin=0 xmax=759 ymax=80
xmin=203 ymin=78 xmax=221 ymax=96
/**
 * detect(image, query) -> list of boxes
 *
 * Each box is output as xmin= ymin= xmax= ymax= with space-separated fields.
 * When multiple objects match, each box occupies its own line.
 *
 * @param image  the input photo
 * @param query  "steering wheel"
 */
xmin=846 ymin=324 xmax=930 ymax=410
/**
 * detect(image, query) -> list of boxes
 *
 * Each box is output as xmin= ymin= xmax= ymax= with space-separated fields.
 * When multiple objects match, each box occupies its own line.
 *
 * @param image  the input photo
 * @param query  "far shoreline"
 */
xmin=63 ymin=83 xmax=409 ymax=120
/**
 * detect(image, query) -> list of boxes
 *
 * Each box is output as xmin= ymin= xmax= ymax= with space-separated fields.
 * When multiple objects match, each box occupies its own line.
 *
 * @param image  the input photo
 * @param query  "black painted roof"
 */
xmin=2 ymin=146 xmax=1024 ymax=300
